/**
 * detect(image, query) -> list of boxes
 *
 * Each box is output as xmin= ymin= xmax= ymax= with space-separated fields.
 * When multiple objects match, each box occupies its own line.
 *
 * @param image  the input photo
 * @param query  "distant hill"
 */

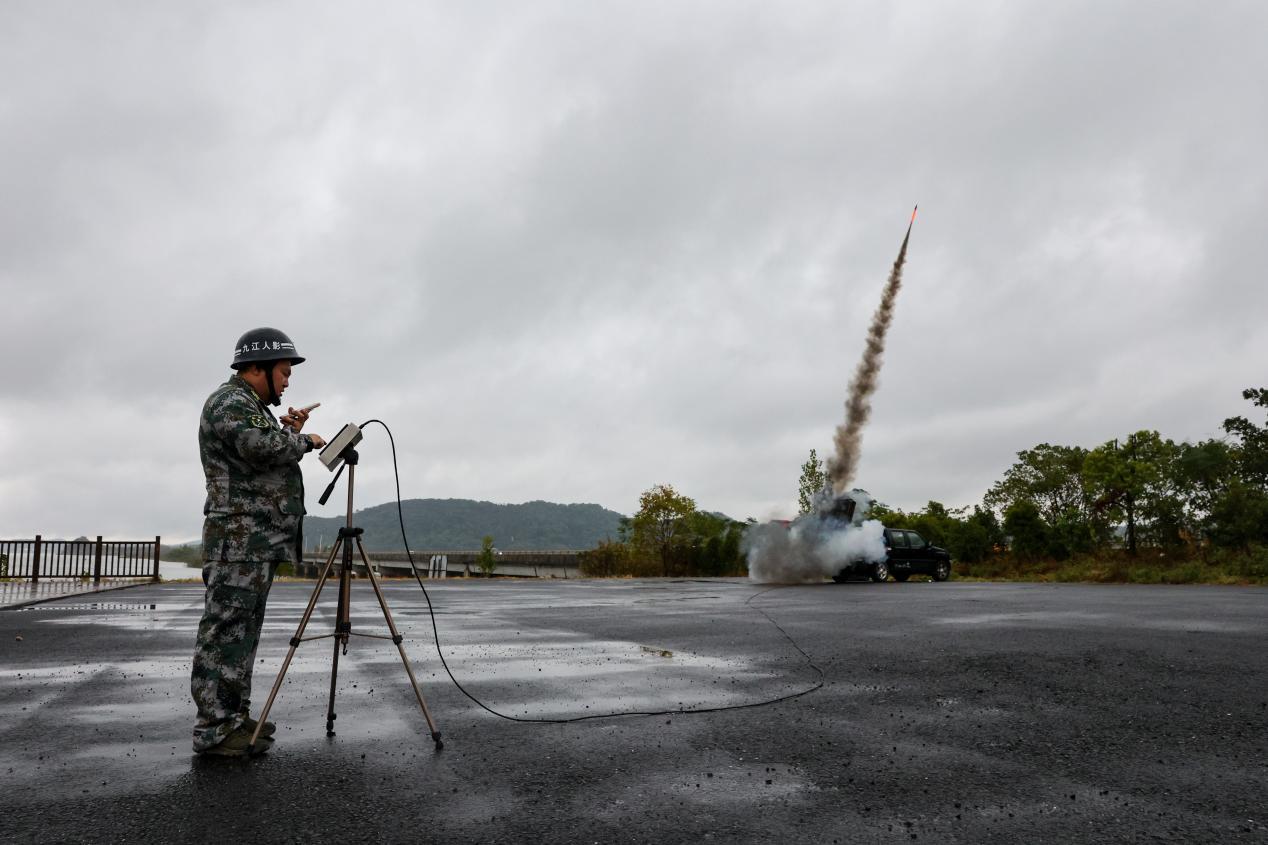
xmin=303 ymin=499 xmax=626 ymax=552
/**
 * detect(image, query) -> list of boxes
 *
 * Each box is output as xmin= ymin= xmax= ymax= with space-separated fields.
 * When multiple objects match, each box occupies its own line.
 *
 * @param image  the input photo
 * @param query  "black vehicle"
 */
xmin=832 ymin=527 xmax=952 ymax=583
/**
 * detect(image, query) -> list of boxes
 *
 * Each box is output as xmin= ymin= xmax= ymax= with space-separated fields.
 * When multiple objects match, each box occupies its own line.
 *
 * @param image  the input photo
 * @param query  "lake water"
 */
xmin=158 ymin=559 xmax=204 ymax=581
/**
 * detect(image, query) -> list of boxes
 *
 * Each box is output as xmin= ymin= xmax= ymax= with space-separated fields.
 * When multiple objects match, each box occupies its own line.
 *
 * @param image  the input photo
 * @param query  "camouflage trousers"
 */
xmin=190 ymin=559 xmax=277 ymax=751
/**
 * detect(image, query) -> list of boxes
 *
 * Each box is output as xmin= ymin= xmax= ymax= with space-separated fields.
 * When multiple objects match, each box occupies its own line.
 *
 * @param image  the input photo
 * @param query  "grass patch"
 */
xmin=957 ymin=547 xmax=1268 ymax=585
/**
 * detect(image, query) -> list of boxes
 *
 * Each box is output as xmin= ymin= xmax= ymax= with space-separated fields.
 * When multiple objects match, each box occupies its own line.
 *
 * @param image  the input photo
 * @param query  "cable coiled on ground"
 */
xmin=360 ymin=418 xmax=825 ymax=724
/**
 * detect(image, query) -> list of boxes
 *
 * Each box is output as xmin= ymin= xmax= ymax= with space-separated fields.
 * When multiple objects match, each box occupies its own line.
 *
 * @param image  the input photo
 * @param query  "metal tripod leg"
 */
xmin=249 ymin=539 xmax=342 ymax=750
xmin=247 ymin=450 xmax=447 ymax=754
xmin=325 ymin=545 xmax=353 ymax=737
xmin=356 ymin=538 xmax=444 ymax=750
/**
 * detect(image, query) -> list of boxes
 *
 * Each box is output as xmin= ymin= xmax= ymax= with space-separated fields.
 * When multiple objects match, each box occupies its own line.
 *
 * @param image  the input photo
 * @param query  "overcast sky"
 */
xmin=2 ymin=1 xmax=1266 ymax=543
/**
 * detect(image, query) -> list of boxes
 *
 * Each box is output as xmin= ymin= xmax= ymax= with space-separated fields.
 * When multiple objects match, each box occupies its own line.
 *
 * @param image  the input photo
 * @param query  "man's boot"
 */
xmin=242 ymin=715 xmax=277 ymax=738
xmin=200 ymin=724 xmax=274 ymax=758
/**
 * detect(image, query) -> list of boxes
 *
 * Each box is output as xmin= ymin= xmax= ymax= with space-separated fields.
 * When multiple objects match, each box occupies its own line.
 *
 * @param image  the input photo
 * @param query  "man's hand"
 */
xmin=307 ymin=434 xmax=327 ymax=450
xmin=281 ymin=406 xmax=313 ymax=431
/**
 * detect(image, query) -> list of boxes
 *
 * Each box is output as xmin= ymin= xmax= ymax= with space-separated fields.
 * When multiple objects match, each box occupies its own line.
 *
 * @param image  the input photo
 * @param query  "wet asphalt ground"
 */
xmin=1 ymin=578 xmax=1265 ymax=844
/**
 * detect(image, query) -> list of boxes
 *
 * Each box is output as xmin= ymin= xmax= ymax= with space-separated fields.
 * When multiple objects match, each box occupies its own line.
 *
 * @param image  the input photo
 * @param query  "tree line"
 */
xmin=848 ymin=386 xmax=1268 ymax=583
xmin=598 ymin=385 xmax=1268 ymax=582
xmin=578 ymin=484 xmax=748 ymax=578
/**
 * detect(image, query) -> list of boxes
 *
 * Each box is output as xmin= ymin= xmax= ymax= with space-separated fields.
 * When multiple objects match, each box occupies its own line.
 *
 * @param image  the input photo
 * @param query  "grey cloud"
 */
xmin=3 ymin=1 xmax=1268 ymax=539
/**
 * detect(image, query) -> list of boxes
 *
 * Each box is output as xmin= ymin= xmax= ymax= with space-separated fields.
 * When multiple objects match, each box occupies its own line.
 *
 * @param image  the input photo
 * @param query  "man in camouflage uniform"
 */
xmin=192 ymin=327 xmax=326 ymax=757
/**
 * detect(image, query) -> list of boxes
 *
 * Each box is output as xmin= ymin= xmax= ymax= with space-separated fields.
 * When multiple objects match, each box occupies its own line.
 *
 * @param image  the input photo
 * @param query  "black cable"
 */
xmin=359 ymin=419 xmax=825 ymax=724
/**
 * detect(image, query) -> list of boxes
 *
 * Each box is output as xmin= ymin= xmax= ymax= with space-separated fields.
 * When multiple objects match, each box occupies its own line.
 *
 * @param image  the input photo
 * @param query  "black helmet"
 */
xmin=230 ymin=327 xmax=305 ymax=370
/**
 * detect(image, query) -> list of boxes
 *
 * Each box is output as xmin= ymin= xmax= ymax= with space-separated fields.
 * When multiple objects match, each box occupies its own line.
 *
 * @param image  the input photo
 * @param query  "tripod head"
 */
xmin=319 ymin=423 xmax=364 ymax=472
xmin=318 ymin=448 xmax=359 ymax=507
xmin=317 ymin=422 xmax=365 ymax=507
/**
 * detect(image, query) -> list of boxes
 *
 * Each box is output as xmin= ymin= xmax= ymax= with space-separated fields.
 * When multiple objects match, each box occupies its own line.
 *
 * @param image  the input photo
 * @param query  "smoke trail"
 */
xmin=827 ymin=208 xmax=916 ymax=493
xmin=743 ymin=210 xmax=916 ymax=584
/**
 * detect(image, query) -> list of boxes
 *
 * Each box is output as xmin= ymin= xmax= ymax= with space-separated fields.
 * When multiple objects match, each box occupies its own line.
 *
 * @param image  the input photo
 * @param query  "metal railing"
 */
xmin=0 ymin=536 xmax=161 ymax=582
xmin=299 ymin=549 xmax=581 ymax=579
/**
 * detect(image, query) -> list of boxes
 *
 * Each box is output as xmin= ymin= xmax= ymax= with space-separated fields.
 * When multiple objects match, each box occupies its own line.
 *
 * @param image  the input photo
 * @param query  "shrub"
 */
xmin=1161 ymin=562 xmax=1204 ymax=584
xmin=1004 ymin=501 xmax=1048 ymax=561
xmin=578 ymin=541 xmax=660 ymax=577
xmin=1211 ymin=544 xmax=1268 ymax=582
xmin=477 ymin=536 xmax=497 ymax=577
xmin=1121 ymin=563 xmax=1158 ymax=583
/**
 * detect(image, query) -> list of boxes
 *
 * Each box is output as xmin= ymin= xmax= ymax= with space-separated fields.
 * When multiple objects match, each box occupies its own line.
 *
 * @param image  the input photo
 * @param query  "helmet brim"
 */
xmin=231 ymin=356 xmax=305 ymax=370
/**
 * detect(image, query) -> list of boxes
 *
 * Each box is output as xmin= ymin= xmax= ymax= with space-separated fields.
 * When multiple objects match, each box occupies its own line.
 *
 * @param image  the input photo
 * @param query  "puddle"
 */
xmin=37 ymin=614 xmax=189 ymax=632
xmin=934 ymin=611 xmax=1255 ymax=633
xmin=934 ymin=611 xmax=1114 ymax=626
xmin=21 ymin=603 xmax=165 ymax=612
xmin=1134 ymin=618 xmax=1254 ymax=633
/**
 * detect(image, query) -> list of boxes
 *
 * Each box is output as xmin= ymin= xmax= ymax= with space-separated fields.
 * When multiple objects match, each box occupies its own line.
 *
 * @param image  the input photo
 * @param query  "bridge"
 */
xmin=299 ymin=548 xmax=581 ymax=579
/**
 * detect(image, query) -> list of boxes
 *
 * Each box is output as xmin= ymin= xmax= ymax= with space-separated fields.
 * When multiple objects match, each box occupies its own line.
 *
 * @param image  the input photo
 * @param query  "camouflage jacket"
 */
xmin=200 ymin=374 xmax=312 ymax=563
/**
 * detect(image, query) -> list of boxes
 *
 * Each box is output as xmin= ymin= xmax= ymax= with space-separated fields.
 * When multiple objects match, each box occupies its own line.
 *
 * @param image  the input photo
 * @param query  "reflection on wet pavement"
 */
xmin=4 ymin=579 xmax=1266 ymax=843
xmin=0 ymin=579 xmax=813 ymax=802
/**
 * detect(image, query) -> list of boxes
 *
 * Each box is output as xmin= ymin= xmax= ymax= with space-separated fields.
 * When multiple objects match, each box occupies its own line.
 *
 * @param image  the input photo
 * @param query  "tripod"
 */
xmin=249 ymin=448 xmax=443 ymax=752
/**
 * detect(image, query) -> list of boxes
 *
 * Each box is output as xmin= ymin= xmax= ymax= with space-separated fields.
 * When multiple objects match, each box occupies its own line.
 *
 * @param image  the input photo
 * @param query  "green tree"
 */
xmin=1046 ymin=507 xmax=1096 ymax=559
xmin=955 ymin=506 xmax=1004 ymax=563
xmin=1173 ymin=439 xmax=1233 ymax=533
xmin=864 ymin=500 xmax=1002 ymax=564
xmin=893 ymin=500 xmax=954 ymax=549
xmin=629 ymin=484 xmax=698 ymax=577
xmin=1083 ymin=431 xmax=1172 ymax=555
xmin=476 ymin=535 xmax=496 ymax=577
xmin=797 ymin=449 xmax=827 ymax=515
xmin=578 ymin=540 xmax=635 ymax=577
xmin=1003 ymin=500 xmax=1048 ymax=562
xmin=1159 ymin=438 xmax=1231 ymax=546
xmin=1223 ymin=387 xmax=1268 ymax=489
xmin=583 ymin=501 xmax=745 ymax=578
xmin=985 ymin=443 xmax=1090 ymax=526
xmin=911 ymin=502 xmax=1005 ymax=564
xmin=1200 ymin=388 xmax=1268 ymax=547
xmin=865 ymin=500 xmax=898 ymax=525
xmin=681 ymin=511 xmax=747 ymax=577
xmin=1207 ymin=480 xmax=1268 ymax=549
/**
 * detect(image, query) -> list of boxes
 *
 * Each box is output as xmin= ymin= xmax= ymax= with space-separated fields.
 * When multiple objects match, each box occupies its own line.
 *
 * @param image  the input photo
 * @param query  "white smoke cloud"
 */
xmin=744 ymin=515 xmax=888 ymax=584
